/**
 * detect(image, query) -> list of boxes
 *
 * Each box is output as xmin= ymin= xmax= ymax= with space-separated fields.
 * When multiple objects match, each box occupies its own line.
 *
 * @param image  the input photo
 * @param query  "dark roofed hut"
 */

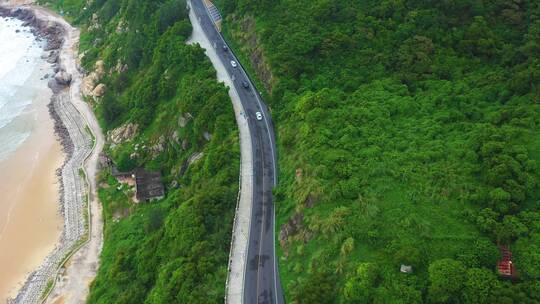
xmin=111 ymin=165 xmax=133 ymax=179
xmin=135 ymin=169 xmax=165 ymax=202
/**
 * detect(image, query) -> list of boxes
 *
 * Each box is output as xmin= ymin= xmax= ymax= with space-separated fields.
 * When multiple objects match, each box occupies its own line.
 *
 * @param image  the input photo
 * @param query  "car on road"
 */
xmin=256 ymin=112 xmax=263 ymax=121
xmin=242 ymin=80 xmax=249 ymax=89
xmin=223 ymin=45 xmax=228 ymax=51
xmin=231 ymin=60 xmax=238 ymax=68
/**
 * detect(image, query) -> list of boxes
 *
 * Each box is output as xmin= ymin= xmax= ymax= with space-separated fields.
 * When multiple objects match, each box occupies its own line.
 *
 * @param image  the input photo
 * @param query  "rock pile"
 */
xmin=82 ymin=59 xmax=105 ymax=98
xmin=54 ymin=70 xmax=72 ymax=85
xmin=0 ymin=7 xmax=65 ymax=51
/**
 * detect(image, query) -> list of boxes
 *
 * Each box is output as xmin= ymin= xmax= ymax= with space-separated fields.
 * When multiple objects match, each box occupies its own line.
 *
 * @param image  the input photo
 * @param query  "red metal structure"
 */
xmin=497 ymin=246 xmax=516 ymax=278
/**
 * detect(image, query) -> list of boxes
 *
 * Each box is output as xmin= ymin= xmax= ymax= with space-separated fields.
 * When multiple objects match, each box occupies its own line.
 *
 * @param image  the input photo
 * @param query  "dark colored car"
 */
xmin=223 ymin=45 xmax=228 ymax=51
xmin=242 ymin=81 xmax=249 ymax=89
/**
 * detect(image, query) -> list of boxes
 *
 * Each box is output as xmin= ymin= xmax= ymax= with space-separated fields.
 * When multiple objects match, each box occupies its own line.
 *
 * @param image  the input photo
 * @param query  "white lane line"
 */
xmin=239 ymin=42 xmax=280 ymax=304
xmin=241 ymin=68 xmax=277 ymax=186
xmin=255 ymin=130 xmax=266 ymax=303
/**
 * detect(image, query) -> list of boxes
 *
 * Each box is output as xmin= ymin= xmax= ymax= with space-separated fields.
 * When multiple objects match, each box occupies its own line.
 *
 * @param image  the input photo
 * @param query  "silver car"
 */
xmin=256 ymin=112 xmax=263 ymax=121
xmin=231 ymin=60 xmax=238 ymax=68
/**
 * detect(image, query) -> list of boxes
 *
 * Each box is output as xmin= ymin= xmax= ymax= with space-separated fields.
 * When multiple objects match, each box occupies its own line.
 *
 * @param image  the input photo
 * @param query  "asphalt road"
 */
xmin=190 ymin=1 xmax=284 ymax=303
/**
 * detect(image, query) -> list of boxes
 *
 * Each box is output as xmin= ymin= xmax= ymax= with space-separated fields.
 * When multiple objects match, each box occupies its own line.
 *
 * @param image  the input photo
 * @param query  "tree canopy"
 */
xmin=215 ymin=0 xmax=540 ymax=302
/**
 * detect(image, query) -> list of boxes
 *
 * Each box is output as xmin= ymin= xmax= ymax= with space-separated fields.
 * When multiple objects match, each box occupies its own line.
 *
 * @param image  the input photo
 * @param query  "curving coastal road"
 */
xmin=190 ymin=1 xmax=284 ymax=303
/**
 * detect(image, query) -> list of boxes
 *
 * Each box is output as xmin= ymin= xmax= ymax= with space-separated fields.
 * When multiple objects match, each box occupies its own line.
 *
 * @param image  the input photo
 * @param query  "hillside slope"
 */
xmin=40 ymin=0 xmax=239 ymax=303
xmin=215 ymin=0 xmax=540 ymax=302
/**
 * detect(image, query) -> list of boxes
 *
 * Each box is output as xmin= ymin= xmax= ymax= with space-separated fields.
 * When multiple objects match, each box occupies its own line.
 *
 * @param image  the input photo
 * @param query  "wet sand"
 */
xmin=0 ymin=73 xmax=63 ymax=301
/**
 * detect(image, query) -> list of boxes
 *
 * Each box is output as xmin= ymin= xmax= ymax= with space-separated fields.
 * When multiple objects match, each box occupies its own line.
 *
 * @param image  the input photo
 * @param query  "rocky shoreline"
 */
xmin=0 ymin=5 xmax=93 ymax=304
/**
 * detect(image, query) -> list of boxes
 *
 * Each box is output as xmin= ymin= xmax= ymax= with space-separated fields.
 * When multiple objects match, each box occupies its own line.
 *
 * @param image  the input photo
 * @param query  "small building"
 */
xmin=400 ymin=265 xmax=413 ymax=274
xmin=111 ymin=165 xmax=136 ymax=186
xmin=497 ymin=246 xmax=517 ymax=278
xmin=111 ymin=165 xmax=134 ymax=179
xmin=105 ymin=156 xmax=165 ymax=202
xmin=135 ymin=169 xmax=165 ymax=202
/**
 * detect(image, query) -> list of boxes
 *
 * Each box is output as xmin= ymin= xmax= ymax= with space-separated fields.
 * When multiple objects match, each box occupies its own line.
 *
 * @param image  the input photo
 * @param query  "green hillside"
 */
xmin=39 ymin=0 xmax=540 ymax=303
xmin=214 ymin=0 xmax=540 ymax=302
xmin=40 ymin=0 xmax=239 ymax=303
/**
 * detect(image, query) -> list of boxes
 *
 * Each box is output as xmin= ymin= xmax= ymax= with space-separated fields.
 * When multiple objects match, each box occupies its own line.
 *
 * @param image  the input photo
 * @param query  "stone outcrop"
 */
xmin=95 ymin=59 xmax=105 ymax=75
xmin=279 ymin=213 xmax=303 ymax=249
xmin=108 ymin=123 xmax=138 ymax=144
xmin=113 ymin=59 xmax=128 ymax=73
xmin=82 ymin=60 xmax=105 ymax=98
xmin=91 ymin=83 xmax=106 ymax=98
xmin=81 ymin=76 xmax=95 ymax=97
xmin=88 ymin=13 xmax=100 ymax=31
xmin=115 ymin=18 xmax=128 ymax=34
xmin=178 ymin=112 xmax=192 ymax=127
xmin=151 ymin=135 xmax=166 ymax=155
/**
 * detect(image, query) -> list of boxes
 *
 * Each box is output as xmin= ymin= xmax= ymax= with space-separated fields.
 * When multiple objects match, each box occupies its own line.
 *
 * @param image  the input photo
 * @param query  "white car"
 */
xmin=256 ymin=112 xmax=263 ymax=121
xmin=231 ymin=60 xmax=238 ymax=68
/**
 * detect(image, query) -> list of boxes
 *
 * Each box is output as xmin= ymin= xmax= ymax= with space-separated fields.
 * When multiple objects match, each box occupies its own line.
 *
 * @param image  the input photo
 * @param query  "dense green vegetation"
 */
xmin=215 ymin=0 xmax=540 ymax=302
xmin=41 ymin=0 xmax=239 ymax=302
xmin=39 ymin=0 xmax=540 ymax=302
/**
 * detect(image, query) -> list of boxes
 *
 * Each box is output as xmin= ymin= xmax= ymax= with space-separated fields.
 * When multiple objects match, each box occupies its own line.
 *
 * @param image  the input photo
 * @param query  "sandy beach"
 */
xmin=0 ymin=2 xmax=104 ymax=303
xmin=0 ymin=92 xmax=64 ymax=301
xmin=0 ymin=25 xmax=63 ymax=302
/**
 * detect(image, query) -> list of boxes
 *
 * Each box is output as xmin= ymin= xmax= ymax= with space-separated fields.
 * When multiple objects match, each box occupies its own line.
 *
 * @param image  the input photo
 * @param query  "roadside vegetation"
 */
xmin=215 ymin=0 xmax=540 ymax=302
xmin=40 ymin=0 xmax=239 ymax=303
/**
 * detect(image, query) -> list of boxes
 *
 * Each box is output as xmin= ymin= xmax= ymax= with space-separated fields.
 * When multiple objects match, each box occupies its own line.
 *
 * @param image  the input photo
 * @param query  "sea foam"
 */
xmin=0 ymin=17 xmax=47 ymax=161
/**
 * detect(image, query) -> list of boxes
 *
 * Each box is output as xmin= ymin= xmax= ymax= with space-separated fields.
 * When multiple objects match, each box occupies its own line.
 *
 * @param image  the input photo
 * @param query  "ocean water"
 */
xmin=0 ymin=17 xmax=48 ymax=161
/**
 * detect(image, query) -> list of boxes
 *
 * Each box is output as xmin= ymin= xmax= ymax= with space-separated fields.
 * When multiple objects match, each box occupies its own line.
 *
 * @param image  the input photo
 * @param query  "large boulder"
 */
xmin=91 ymin=83 xmax=107 ymax=98
xmin=82 ymin=60 xmax=106 ymax=97
xmin=46 ymin=50 xmax=59 ymax=64
xmin=82 ymin=75 xmax=96 ymax=96
xmin=54 ymin=71 xmax=72 ymax=86
xmin=95 ymin=60 xmax=105 ymax=76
